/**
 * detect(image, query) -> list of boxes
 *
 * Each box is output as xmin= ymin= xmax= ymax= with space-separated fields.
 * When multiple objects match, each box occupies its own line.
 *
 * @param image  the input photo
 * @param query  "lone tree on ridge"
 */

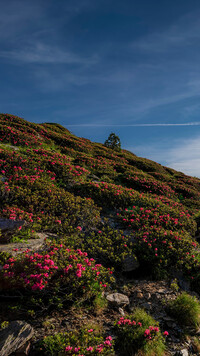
xmin=104 ymin=132 xmax=121 ymax=151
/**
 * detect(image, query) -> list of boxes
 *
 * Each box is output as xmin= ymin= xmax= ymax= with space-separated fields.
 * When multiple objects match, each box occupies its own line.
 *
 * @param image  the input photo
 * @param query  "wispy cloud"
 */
xmin=66 ymin=122 xmax=200 ymax=127
xmin=132 ymin=12 xmax=200 ymax=52
xmin=0 ymin=42 xmax=98 ymax=65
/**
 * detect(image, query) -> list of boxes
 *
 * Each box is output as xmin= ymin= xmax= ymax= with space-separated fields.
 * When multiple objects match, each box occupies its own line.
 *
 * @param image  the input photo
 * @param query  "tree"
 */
xmin=104 ymin=132 xmax=121 ymax=151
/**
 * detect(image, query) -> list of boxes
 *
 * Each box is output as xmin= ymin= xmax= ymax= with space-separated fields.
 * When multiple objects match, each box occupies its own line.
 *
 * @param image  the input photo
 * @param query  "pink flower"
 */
xmin=86 ymin=346 xmax=94 ymax=351
xmin=87 ymin=329 xmax=93 ymax=332
xmin=65 ymin=346 xmax=73 ymax=351
xmin=163 ymin=331 xmax=169 ymax=336
xmin=77 ymin=226 xmax=82 ymax=231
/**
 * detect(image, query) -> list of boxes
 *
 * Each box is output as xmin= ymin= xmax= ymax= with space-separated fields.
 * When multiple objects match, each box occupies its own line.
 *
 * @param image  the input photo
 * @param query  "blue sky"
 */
xmin=1 ymin=0 xmax=200 ymax=176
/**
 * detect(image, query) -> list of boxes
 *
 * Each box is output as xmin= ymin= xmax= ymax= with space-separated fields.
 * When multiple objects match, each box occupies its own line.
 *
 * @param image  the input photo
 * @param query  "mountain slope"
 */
xmin=0 ymin=113 xmax=200 ymax=355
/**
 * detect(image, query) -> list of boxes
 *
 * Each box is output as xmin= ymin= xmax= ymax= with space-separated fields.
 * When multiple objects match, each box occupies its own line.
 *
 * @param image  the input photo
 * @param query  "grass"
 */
xmin=167 ymin=292 xmax=200 ymax=331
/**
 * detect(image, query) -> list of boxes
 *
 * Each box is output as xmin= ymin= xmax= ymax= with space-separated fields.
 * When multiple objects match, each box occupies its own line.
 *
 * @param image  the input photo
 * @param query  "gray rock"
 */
xmin=118 ymin=307 xmax=125 ymax=316
xmin=0 ymin=233 xmax=47 ymax=256
xmin=0 ymin=320 xmax=34 ymax=356
xmin=122 ymin=255 xmax=140 ymax=272
xmin=106 ymin=293 xmax=129 ymax=306
xmin=176 ymin=349 xmax=189 ymax=356
xmin=0 ymin=219 xmax=25 ymax=232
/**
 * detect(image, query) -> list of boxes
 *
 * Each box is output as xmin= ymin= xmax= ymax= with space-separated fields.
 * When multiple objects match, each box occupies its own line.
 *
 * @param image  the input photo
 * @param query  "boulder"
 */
xmin=0 ymin=233 xmax=47 ymax=256
xmin=0 ymin=320 xmax=34 ymax=356
xmin=106 ymin=293 xmax=129 ymax=306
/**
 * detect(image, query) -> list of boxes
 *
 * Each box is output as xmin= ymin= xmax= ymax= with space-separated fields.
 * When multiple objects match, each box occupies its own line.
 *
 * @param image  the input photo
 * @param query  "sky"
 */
xmin=1 ymin=0 xmax=200 ymax=176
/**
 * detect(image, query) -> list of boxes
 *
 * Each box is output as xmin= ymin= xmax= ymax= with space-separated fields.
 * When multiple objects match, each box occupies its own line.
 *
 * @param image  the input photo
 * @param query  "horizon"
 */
xmin=1 ymin=0 xmax=200 ymax=176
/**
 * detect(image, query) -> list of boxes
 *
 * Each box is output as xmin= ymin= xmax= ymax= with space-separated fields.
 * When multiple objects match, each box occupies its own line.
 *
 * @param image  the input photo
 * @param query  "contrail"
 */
xmin=66 ymin=122 xmax=200 ymax=127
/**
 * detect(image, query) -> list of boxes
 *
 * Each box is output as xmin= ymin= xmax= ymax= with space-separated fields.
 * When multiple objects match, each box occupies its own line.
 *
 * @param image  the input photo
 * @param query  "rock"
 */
xmin=122 ymin=255 xmax=140 ymax=272
xmin=118 ymin=307 xmax=125 ymax=316
xmin=136 ymin=292 xmax=143 ymax=299
xmin=0 ymin=233 xmax=47 ymax=256
xmin=176 ymin=349 xmax=189 ymax=356
xmin=172 ymin=271 xmax=190 ymax=292
xmin=157 ymin=288 xmax=167 ymax=294
xmin=0 ymin=219 xmax=25 ymax=232
xmin=0 ymin=320 xmax=34 ymax=356
xmin=106 ymin=293 xmax=129 ymax=306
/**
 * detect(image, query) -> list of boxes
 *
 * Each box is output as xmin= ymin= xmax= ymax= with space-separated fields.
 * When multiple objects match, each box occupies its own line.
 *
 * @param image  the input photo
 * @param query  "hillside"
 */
xmin=1 ymin=113 xmax=200 ymax=355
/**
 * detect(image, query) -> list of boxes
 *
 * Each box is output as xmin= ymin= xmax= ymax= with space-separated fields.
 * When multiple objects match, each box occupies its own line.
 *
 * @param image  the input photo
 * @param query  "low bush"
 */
xmin=0 ymin=243 xmax=115 ymax=311
xmin=167 ymin=292 xmax=200 ymax=331
xmin=114 ymin=308 xmax=167 ymax=355
xmin=38 ymin=327 xmax=114 ymax=355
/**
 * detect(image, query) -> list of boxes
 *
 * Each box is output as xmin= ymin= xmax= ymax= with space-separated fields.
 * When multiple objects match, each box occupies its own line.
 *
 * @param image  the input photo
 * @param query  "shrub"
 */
xmin=0 ymin=243 xmax=115 ymax=311
xmin=38 ymin=327 xmax=114 ymax=355
xmin=114 ymin=308 xmax=167 ymax=355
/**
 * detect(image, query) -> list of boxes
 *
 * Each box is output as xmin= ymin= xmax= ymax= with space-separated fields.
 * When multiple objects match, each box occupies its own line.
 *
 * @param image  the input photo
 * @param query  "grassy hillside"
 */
xmin=1 ymin=113 xmax=200 ymax=355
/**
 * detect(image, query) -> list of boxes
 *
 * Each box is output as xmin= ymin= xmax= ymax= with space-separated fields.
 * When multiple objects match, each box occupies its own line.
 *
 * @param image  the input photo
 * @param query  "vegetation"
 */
xmin=104 ymin=132 xmax=121 ymax=151
xmin=0 ymin=113 xmax=200 ymax=355
xmin=114 ymin=308 xmax=167 ymax=356
xmin=167 ymin=292 xmax=200 ymax=331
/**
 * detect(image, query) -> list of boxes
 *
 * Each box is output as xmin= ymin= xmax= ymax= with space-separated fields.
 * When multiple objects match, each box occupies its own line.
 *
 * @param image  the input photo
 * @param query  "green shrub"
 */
xmin=167 ymin=292 xmax=200 ymax=330
xmin=114 ymin=308 xmax=167 ymax=355
xmin=38 ymin=327 xmax=114 ymax=355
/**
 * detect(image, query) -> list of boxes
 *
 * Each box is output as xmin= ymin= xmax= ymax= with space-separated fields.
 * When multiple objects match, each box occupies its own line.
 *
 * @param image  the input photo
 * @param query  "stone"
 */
xmin=106 ymin=293 xmax=129 ymax=306
xmin=118 ymin=307 xmax=125 ymax=316
xmin=177 ymin=349 xmax=189 ymax=356
xmin=157 ymin=288 xmax=167 ymax=294
xmin=0 ymin=219 xmax=25 ymax=232
xmin=122 ymin=255 xmax=140 ymax=272
xmin=0 ymin=233 xmax=47 ymax=256
xmin=136 ymin=292 xmax=143 ymax=299
xmin=0 ymin=320 xmax=34 ymax=356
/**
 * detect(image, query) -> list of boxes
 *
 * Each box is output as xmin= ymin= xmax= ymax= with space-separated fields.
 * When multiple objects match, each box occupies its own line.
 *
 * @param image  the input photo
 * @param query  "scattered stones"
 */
xmin=0 ymin=320 xmax=34 ymax=356
xmin=106 ymin=293 xmax=129 ymax=307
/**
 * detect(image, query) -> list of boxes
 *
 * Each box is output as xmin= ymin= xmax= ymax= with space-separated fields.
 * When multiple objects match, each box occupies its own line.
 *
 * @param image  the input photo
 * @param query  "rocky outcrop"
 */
xmin=0 ymin=320 xmax=34 ymax=356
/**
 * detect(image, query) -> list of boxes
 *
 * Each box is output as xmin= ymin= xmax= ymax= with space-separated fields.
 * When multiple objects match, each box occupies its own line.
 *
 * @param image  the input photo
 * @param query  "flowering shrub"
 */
xmin=117 ymin=203 xmax=196 ymax=235
xmin=1 ymin=113 xmax=200 ymax=299
xmin=38 ymin=327 xmax=114 ymax=355
xmin=114 ymin=308 xmax=167 ymax=355
xmin=0 ymin=243 xmax=115 ymax=308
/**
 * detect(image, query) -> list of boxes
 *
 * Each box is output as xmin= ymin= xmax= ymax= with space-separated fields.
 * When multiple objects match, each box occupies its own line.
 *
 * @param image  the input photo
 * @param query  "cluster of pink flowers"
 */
xmin=3 ymin=252 xmax=58 ymax=290
xmin=144 ymin=326 xmax=160 ymax=340
xmin=65 ymin=336 xmax=113 ymax=355
xmin=117 ymin=317 xmax=142 ymax=327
